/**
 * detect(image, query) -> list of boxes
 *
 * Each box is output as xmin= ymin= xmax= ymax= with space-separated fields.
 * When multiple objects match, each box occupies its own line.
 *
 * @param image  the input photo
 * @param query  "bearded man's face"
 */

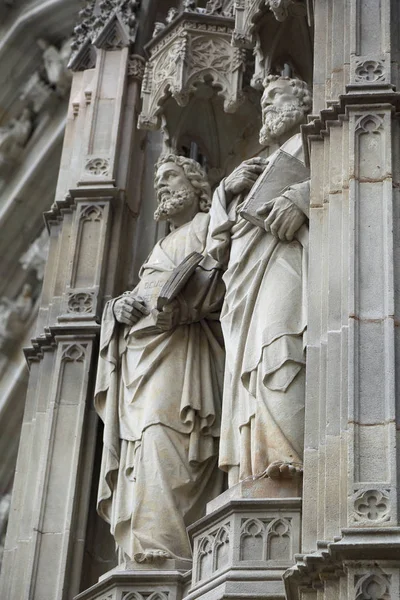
xmin=259 ymin=78 xmax=305 ymax=145
xmin=154 ymin=162 xmax=198 ymax=222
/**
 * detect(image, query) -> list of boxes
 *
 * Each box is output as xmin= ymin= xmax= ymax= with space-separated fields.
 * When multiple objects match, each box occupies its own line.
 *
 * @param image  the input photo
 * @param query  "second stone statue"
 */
xmin=94 ymin=154 xmax=225 ymax=565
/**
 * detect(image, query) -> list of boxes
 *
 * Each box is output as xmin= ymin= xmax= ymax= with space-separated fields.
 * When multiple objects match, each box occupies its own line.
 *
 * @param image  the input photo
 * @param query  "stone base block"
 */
xmin=186 ymin=480 xmax=302 ymax=600
xmin=74 ymin=566 xmax=191 ymax=600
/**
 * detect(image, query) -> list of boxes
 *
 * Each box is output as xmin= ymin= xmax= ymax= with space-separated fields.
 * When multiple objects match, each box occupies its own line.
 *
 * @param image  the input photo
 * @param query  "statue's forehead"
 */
xmin=156 ymin=162 xmax=183 ymax=177
xmin=263 ymin=80 xmax=293 ymax=95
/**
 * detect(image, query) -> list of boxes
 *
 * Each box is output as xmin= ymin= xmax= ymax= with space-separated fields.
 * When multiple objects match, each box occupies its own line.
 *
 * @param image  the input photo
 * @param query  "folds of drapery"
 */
xmin=94 ymin=212 xmax=225 ymax=554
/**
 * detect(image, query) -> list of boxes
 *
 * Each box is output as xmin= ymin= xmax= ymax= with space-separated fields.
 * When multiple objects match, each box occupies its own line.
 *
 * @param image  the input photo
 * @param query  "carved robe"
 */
xmin=95 ymin=212 xmax=224 ymax=561
xmin=208 ymin=134 xmax=310 ymax=483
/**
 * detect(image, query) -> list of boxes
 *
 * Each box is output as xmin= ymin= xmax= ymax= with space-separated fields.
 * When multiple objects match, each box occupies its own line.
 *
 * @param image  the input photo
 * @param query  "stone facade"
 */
xmin=1 ymin=1 xmax=400 ymax=599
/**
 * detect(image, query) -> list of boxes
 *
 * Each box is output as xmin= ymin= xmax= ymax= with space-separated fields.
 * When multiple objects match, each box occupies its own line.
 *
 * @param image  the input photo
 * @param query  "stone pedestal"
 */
xmin=186 ymin=479 xmax=302 ymax=600
xmin=74 ymin=563 xmax=191 ymax=600
xmin=74 ymin=479 xmax=301 ymax=600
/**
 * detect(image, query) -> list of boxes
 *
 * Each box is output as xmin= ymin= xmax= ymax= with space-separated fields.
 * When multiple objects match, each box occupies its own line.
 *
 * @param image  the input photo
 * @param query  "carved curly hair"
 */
xmin=155 ymin=153 xmax=212 ymax=213
xmin=262 ymin=75 xmax=312 ymax=113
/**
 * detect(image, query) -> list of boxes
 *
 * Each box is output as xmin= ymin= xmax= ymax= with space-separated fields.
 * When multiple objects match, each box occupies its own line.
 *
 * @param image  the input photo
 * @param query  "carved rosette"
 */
xmin=351 ymin=488 xmax=392 ymax=525
xmin=138 ymin=13 xmax=246 ymax=131
xmin=232 ymin=0 xmax=307 ymax=48
xmin=349 ymin=55 xmax=390 ymax=87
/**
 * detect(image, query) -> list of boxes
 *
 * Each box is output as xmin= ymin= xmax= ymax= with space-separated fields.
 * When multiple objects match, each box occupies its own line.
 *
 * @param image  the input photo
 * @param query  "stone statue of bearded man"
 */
xmin=95 ymin=154 xmax=224 ymax=565
xmin=208 ymin=74 xmax=312 ymax=487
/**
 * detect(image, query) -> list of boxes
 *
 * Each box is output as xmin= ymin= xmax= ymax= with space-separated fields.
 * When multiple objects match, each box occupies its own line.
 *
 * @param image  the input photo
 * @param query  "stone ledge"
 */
xmin=283 ymin=527 xmax=400 ymax=600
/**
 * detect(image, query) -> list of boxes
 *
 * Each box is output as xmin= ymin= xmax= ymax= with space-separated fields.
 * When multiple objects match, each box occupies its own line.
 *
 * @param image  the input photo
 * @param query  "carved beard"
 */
xmin=154 ymin=188 xmax=197 ymax=221
xmin=259 ymin=104 xmax=304 ymax=145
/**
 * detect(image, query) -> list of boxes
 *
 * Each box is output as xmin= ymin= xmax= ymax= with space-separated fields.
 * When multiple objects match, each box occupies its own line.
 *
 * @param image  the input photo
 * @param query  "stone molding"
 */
xmin=23 ymin=323 xmax=100 ymax=366
xmin=300 ymin=92 xmax=400 ymax=166
xmin=283 ymin=528 xmax=400 ymax=599
xmin=43 ymin=187 xmax=120 ymax=230
xmin=138 ymin=12 xmax=246 ymax=131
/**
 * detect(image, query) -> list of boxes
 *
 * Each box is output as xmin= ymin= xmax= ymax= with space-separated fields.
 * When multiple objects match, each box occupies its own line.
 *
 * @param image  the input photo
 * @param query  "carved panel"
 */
xmin=354 ymin=113 xmax=384 ymax=135
xmin=61 ymin=343 xmax=87 ymax=363
xmin=138 ymin=15 xmax=246 ymax=131
xmin=240 ymin=516 xmax=293 ymax=562
xmin=59 ymin=200 xmax=111 ymax=323
xmin=196 ymin=523 xmax=230 ymax=582
xmin=266 ymin=518 xmax=291 ymax=561
xmin=71 ymin=202 xmax=108 ymax=290
xmin=355 ymin=573 xmax=391 ymax=600
xmin=214 ymin=525 xmax=230 ymax=572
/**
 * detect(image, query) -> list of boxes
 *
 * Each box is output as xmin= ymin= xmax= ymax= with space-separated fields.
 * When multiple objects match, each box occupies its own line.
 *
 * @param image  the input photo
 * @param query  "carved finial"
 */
xmin=69 ymin=0 xmax=141 ymax=71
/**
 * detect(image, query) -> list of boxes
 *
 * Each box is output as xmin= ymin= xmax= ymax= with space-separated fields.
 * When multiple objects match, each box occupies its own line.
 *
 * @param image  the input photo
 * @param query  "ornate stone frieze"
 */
xmin=138 ymin=13 xmax=246 ymax=131
xmin=232 ymin=0 xmax=307 ymax=48
xmin=69 ymin=0 xmax=140 ymax=71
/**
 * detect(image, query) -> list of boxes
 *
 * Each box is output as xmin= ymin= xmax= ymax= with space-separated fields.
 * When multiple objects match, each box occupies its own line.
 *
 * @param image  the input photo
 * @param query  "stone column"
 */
xmin=285 ymin=0 xmax=400 ymax=597
xmin=0 ymin=15 xmax=145 ymax=600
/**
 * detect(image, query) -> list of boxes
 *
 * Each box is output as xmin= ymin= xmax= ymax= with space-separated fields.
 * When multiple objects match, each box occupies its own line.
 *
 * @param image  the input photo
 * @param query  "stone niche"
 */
xmin=137 ymin=9 xmax=263 ymax=184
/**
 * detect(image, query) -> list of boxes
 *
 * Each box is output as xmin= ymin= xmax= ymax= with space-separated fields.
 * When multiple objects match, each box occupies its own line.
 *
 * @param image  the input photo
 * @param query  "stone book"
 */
xmin=131 ymin=251 xmax=203 ymax=337
xmin=240 ymin=149 xmax=310 ymax=228
xmin=156 ymin=251 xmax=203 ymax=311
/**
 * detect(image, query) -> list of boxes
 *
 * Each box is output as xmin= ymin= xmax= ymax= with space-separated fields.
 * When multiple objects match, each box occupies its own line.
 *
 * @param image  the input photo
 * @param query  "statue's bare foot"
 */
xmin=264 ymin=461 xmax=303 ymax=479
xmin=134 ymin=549 xmax=172 ymax=563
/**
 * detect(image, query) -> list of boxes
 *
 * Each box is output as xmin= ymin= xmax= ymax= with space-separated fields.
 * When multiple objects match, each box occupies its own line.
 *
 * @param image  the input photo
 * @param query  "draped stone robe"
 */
xmin=207 ymin=134 xmax=310 ymax=483
xmin=95 ymin=212 xmax=225 ymax=562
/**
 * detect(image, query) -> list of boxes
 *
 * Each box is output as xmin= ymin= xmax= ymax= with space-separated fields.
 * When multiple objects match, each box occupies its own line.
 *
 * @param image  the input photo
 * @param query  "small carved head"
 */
xmin=154 ymin=154 xmax=211 ymax=226
xmin=259 ymin=75 xmax=312 ymax=145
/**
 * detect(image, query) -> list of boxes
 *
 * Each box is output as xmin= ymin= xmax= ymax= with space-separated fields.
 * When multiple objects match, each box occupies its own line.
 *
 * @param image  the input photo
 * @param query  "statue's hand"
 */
xmin=224 ymin=157 xmax=267 ymax=198
xmin=113 ymin=295 xmax=149 ymax=325
xmin=152 ymin=300 xmax=180 ymax=331
xmin=257 ymin=196 xmax=306 ymax=242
